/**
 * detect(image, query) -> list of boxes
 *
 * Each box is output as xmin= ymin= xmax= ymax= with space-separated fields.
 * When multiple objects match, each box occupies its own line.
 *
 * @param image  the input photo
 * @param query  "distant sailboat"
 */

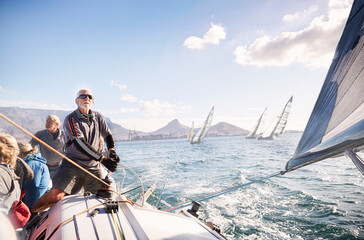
xmin=258 ymin=96 xmax=293 ymax=140
xmin=246 ymin=107 xmax=267 ymax=139
xmin=191 ymin=107 xmax=214 ymax=144
xmin=186 ymin=121 xmax=194 ymax=142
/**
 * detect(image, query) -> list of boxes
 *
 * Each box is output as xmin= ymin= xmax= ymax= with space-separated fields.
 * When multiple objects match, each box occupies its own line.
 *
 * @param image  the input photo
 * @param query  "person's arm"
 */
xmin=99 ymin=114 xmax=119 ymax=162
xmin=104 ymin=134 xmax=115 ymax=151
xmin=29 ymin=131 xmax=41 ymax=148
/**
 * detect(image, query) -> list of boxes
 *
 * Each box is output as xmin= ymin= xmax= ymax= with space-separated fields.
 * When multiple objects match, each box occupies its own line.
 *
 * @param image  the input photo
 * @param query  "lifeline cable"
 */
xmin=161 ymin=170 xmax=285 ymax=212
xmin=0 ymin=112 xmax=285 ymax=212
xmin=118 ymin=163 xmax=145 ymax=207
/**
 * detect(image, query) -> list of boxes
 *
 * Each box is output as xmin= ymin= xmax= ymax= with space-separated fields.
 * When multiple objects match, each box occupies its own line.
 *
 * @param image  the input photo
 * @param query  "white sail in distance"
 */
xmin=191 ymin=107 xmax=214 ymax=144
xmin=274 ymin=96 xmax=293 ymax=134
xmin=259 ymin=96 xmax=293 ymax=140
xmin=259 ymin=116 xmax=280 ymax=140
xmin=246 ymin=107 xmax=267 ymax=138
xmin=187 ymin=121 xmax=194 ymax=142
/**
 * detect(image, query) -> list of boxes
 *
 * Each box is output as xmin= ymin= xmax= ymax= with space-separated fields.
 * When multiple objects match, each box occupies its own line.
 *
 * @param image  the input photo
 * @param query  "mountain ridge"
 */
xmin=0 ymin=107 xmax=250 ymax=141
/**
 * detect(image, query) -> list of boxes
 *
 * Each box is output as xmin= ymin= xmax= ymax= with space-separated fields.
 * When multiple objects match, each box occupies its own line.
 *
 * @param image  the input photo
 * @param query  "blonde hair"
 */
xmin=45 ymin=115 xmax=61 ymax=129
xmin=18 ymin=142 xmax=38 ymax=155
xmin=0 ymin=133 xmax=19 ymax=168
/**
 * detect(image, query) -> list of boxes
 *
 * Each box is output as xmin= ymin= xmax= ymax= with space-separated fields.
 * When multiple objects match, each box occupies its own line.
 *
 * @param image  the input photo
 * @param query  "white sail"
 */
xmin=246 ymin=107 xmax=267 ymax=138
xmin=191 ymin=107 xmax=214 ymax=144
xmin=259 ymin=96 xmax=293 ymax=140
xmin=274 ymin=96 xmax=293 ymax=135
xmin=187 ymin=121 xmax=194 ymax=142
xmin=286 ymin=1 xmax=364 ymax=173
xmin=259 ymin=116 xmax=280 ymax=140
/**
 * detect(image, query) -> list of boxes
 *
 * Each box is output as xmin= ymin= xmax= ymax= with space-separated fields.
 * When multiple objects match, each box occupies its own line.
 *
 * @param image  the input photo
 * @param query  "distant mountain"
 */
xmin=0 ymin=107 xmax=69 ymax=141
xmin=104 ymin=119 xmax=138 ymax=141
xmin=0 ymin=107 xmax=133 ymax=141
xmin=150 ymin=119 xmax=190 ymax=137
xmin=0 ymin=107 xmax=252 ymax=141
xmin=208 ymin=122 xmax=248 ymax=136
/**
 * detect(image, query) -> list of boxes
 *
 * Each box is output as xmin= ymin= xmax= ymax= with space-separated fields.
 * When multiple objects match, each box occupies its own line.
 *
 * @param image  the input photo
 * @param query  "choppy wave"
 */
xmin=113 ymin=133 xmax=364 ymax=239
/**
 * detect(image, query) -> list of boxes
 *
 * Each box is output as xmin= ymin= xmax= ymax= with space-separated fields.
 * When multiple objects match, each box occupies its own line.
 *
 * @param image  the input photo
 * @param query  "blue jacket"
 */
xmin=22 ymin=153 xmax=50 ymax=209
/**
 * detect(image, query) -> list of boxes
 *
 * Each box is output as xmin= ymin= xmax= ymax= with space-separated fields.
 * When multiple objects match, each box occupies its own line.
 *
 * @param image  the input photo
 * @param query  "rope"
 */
xmin=0 ymin=113 xmax=111 ymax=188
xmin=0 ymin=112 xmax=288 ymax=214
xmin=111 ymin=209 xmax=122 ymax=240
xmin=117 ymin=163 xmax=145 ymax=207
xmin=161 ymin=171 xmax=285 ymax=212
xmin=120 ymin=185 xmax=141 ymax=195
xmin=0 ymin=113 xmax=153 ymax=208
xmin=46 ymin=200 xmax=133 ymax=240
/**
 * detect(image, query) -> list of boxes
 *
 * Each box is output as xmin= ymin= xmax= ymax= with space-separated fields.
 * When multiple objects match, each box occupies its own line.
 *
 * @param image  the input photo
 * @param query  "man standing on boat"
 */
xmin=30 ymin=115 xmax=66 ymax=179
xmin=31 ymin=88 xmax=120 ymax=213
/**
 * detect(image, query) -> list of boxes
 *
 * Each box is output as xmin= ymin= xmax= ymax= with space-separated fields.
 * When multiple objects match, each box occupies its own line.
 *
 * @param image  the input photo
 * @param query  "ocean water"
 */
xmin=111 ymin=133 xmax=364 ymax=239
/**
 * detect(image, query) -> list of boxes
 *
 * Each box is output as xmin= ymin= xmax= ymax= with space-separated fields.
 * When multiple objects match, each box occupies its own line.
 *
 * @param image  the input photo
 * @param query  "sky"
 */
xmin=0 ymin=0 xmax=353 ymax=132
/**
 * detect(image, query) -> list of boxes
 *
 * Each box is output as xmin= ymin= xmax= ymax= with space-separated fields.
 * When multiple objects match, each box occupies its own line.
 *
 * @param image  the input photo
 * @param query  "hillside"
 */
xmin=150 ymin=119 xmax=190 ymax=137
xmin=0 ymin=107 xmax=132 ymax=141
xmin=208 ymin=122 xmax=248 ymax=136
xmin=0 ymin=107 xmax=250 ymax=141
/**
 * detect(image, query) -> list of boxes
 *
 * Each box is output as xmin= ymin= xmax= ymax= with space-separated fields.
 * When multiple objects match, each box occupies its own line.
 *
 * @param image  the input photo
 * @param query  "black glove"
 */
xmin=109 ymin=149 xmax=120 ymax=163
xmin=101 ymin=158 xmax=117 ymax=172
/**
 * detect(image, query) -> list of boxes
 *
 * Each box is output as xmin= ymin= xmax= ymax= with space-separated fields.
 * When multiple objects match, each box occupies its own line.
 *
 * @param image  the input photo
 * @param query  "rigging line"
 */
xmin=73 ymin=215 xmax=80 ymax=240
xmin=111 ymin=209 xmax=122 ymax=240
xmin=0 ymin=113 xmax=111 ymax=189
xmin=162 ymin=171 xmax=284 ymax=212
xmin=0 ymin=114 xmax=146 ymax=203
xmin=119 ymin=168 xmax=127 ymax=189
xmin=46 ymin=200 xmax=133 ymax=240
xmin=116 ymin=208 xmax=126 ymax=240
xmin=156 ymin=182 xmax=166 ymax=208
xmin=120 ymin=185 xmax=142 ymax=195
xmin=46 ymin=202 xmax=104 ymax=240
xmin=118 ymin=163 xmax=145 ymax=207
xmin=85 ymin=195 xmax=101 ymax=240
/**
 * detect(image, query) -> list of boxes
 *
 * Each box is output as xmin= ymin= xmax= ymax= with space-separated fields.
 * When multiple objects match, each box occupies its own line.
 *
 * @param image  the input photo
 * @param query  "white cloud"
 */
xmin=138 ymin=99 xmax=192 ymax=117
xmin=184 ymin=23 xmax=226 ymax=50
xmin=121 ymin=94 xmax=138 ymax=103
xmin=0 ymin=100 xmax=68 ymax=110
xmin=234 ymin=0 xmax=352 ymax=68
xmin=0 ymin=85 xmax=3 ymax=92
xmin=283 ymin=6 xmax=318 ymax=22
xmin=139 ymin=99 xmax=176 ymax=117
xmin=120 ymin=107 xmax=139 ymax=113
xmin=110 ymin=80 xmax=127 ymax=90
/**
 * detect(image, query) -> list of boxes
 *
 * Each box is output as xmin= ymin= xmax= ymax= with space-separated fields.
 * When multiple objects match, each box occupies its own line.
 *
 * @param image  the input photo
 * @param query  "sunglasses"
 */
xmin=78 ymin=94 xmax=93 ymax=100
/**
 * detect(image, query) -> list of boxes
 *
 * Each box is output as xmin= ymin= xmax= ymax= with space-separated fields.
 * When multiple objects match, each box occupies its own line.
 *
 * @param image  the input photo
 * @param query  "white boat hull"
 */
xmin=22 ymin=194 xmax=225 ymax=240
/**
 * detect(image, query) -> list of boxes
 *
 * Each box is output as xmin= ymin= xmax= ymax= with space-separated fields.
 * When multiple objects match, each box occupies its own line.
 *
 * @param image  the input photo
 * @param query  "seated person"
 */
xmin=18 ymin=142 xmax=50 ymax=209
xmin=0 ymin=133 xmax=21 ymax=215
